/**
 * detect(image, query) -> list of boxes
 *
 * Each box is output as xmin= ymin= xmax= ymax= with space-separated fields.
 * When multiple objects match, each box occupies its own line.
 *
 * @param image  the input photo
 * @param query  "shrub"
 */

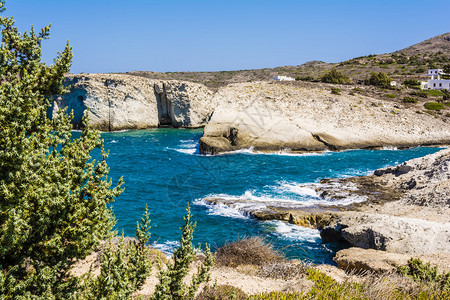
xmin=443 ymin=90 xmax=450 ymax=100
xmin=0 ymin=2 xmax=127 ymax=298
xmin=424 ymin=102 xmax=445 ymax=110
xmin=197 ymin=285 xmax=247 ymax=300
xmin=385 ymin=93 xmax=397 ymax=98
xmin=403 ymin=79 xmax=421 ymax=87
xmin=398 ymin=258 xmax=450 ymax=291
xmin=249 ymin=291 xmax=304 ymax=299
xmin=366 ymin=72 xmax=391 ymax=88
xmin=320 ymin=69 xmax=351 ymax=84
xmin=403 ymin=97 xmax=418 ymax=103
xmin=152 ymin=205 xmax=215 ymax=300
xmin=80 ymin=206 xmax=153 ymax=299
xmin=215 ymin=237 xmax=282 ymax=267
xmin=352 ymin=87 xmax=364 ymax=92
xmin=331 ymin=87 xmax=342 ymax=95
xmin=409 ymin=90 xmax=428 ymax=98
xmin=295 ymin=76 xmax=315 ymax=82
xmin=258 ymin=260 xmax=310 ymax=280
xmin=426 ymin=90 xmax=444 ymax=97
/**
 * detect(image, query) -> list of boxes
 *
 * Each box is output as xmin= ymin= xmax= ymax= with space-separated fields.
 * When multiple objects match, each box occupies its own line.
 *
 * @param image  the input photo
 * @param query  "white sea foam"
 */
xmin=219 ymin=147 xmax=331 ymax=157
xmin=275 ymin=181 xmax=319 ymax=198
xmin=334 ymin=168 xmax=373 ymax=178
xmin=154 ymin=240 xmax=180 ymax=257
xmin=193 ymin=198 xmax=249 ymax=219
xmin=198 ymin=186 xmax=367 ymax=215
xmin=110 ymin=139 xmax=118 ymax=144
xmin=265 ymin=220 xmax=321 ymax=243
xmin=171 ymin=139 xmax=199 ymax=155
xmin=382 ymin=146 xmax=398 ymax=150
xmin=175 ymin=148 xmax=197 ymax=155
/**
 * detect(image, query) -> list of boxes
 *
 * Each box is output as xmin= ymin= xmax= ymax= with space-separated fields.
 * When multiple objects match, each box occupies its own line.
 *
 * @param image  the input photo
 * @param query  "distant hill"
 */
xmin=396 ymin=32 xmax=450 ymax=55
xmin=123 ymin=33 xmax=450 ymax=89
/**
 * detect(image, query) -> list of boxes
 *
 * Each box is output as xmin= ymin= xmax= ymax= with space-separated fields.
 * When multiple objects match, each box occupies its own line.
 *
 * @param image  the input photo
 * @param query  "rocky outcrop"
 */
xmin=334 ymin=248 xmax=450 ymax=274
xmin=320 ymin=148 xmax=450 ymax=256
xmin=200 ymin=82 xmax=450 ymax=154
xmin=201 ymin=148 xmax=450 ymax=262
xmin=203 ymin=197 xmax=340 ymax=229
xmin=50 ymin=74 xmax=214 ymax=131
xmin=329 ymin=212 xmax=450 ymax=255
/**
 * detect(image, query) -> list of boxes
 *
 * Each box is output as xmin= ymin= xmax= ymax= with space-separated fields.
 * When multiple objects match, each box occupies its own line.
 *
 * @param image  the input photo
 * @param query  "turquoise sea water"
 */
xmin=99 ymin=128 xmax=442 ymax=264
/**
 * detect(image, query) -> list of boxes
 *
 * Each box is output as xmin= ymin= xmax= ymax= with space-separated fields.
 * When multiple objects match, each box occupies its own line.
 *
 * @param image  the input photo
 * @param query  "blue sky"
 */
xmin=6 ymin=0 xmax=450 ymax=74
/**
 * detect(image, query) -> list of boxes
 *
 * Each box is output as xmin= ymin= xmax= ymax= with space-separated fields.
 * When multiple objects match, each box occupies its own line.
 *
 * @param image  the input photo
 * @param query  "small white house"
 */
xmin=273 ymin=75 xmax=295 ymax=81
xmin=421 ymin=69 xmax=450 ymax=91
xmin=427 ymin=69 xmax=443 ymax=80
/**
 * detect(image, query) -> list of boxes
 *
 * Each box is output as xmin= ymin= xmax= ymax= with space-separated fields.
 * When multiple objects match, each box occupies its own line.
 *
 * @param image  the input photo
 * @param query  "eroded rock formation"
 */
xmin=50 ymin=74 xmax=215 ymax=131
xmin=200 ymin=82 xmax=450 ymax=154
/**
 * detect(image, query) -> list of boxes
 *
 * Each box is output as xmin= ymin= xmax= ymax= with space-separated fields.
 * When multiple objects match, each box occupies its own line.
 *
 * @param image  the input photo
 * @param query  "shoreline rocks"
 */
xmin=201 ymin=148 xmax=450 ymax=273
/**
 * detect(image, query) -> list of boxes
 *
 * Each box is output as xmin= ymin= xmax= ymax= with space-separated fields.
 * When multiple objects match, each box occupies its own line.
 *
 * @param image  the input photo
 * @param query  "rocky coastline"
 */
xmin=201 ymin=148 xmax=450 ymax=273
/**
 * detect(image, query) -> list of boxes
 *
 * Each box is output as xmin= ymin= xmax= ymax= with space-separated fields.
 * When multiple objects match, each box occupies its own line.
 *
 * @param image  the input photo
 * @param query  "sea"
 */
xmin=95 ymin=128 xmax=442 ymax=265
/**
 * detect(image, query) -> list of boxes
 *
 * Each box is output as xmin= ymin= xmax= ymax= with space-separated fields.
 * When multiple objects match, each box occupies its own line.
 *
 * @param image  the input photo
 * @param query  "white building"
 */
xmin=273 ymin=75 xmax=295 ymax=81
xmin=420 ymin=69 xmax=450 ymax=90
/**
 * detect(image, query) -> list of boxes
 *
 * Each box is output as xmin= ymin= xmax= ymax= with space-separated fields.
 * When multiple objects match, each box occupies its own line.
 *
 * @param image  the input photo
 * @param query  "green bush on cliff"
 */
xmin=0 ymin=1 xmax=124 ymax=297
xmin=403 ymin=97 xmax=418 ymax=103
xmin=320 ymin=69 xmax=351 ymax=84
xmin=403 ymin=79 xmax=421 ymax=87
xmin=152 ymin=205 xmax=215 ymax=300
xmin=80 ymin=206 xmax=153 ymax=299
xmin=0 ymin=2 xmax=213 ymax=298
xmin=366 ymin=72 xmax=391 ymax=88
xmin=398 ymin=258 xmax=450 ymax=291
xmin=331 ymin=87 xmax=342 ymax=95
xmin=385 ymin=93 xmax=397 ymax=98
xmin=424 ymin=102 xmax=445 ymax=110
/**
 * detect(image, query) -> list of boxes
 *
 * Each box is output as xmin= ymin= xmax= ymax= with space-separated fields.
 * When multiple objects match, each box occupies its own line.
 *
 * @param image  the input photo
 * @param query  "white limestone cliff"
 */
xmin=51 ymin=74 xmax=214 ymax=131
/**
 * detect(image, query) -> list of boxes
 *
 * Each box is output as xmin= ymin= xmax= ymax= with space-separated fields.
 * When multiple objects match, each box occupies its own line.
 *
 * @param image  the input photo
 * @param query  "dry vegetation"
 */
xmin=197 ymin=237 xmax=450 ymax=300
xmin=215 ymin=237 xmax=283 ymax=267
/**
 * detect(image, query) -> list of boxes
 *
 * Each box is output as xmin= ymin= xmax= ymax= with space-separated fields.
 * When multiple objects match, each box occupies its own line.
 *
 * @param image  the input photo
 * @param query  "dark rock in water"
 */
xmin=373 ymin=165 xmax=413 ymax=177
xmin=374 ymin=164 xmax=412 ymax=177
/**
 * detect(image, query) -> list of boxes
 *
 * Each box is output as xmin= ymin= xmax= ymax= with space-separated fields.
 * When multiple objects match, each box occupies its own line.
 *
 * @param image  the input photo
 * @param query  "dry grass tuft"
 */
xmin=258 ymin=260 xmax=311 ymax=280
xmin=358 ymin=271 xmax=447 ymax=299
xmin=215 ymin=237 xmax=283 ymax=267
xmin=197 ymin=284 xmax=248 ymax=300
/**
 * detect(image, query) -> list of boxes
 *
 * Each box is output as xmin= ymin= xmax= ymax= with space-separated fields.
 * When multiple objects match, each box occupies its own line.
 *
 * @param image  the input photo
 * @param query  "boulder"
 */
xmin=325 ymin=211 xmax=450 ymax=256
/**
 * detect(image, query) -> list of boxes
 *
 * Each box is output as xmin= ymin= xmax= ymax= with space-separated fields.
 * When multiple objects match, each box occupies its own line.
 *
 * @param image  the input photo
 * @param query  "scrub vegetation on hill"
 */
xmin=124 ymin=33 xmax=450 ymax=91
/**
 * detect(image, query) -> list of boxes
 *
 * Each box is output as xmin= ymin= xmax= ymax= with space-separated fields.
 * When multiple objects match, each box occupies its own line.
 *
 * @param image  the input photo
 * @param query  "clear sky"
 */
xmin=5 ymin=0 xmax=450 ymax=74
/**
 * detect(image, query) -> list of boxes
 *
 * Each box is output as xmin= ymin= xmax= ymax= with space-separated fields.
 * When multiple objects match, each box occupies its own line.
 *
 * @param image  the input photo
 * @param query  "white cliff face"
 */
xmin=200 ymin=82 xmax=450 ymax=154
xmin=57 ymin=75 xmax=450 ymax=153
xmin=54 ymin=74 xmax=214 ymax=131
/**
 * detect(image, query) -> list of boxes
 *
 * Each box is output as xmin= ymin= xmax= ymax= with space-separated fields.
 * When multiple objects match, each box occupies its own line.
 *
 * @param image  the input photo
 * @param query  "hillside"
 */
xmin=122 ymin=33 xmax=450 ymax=89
